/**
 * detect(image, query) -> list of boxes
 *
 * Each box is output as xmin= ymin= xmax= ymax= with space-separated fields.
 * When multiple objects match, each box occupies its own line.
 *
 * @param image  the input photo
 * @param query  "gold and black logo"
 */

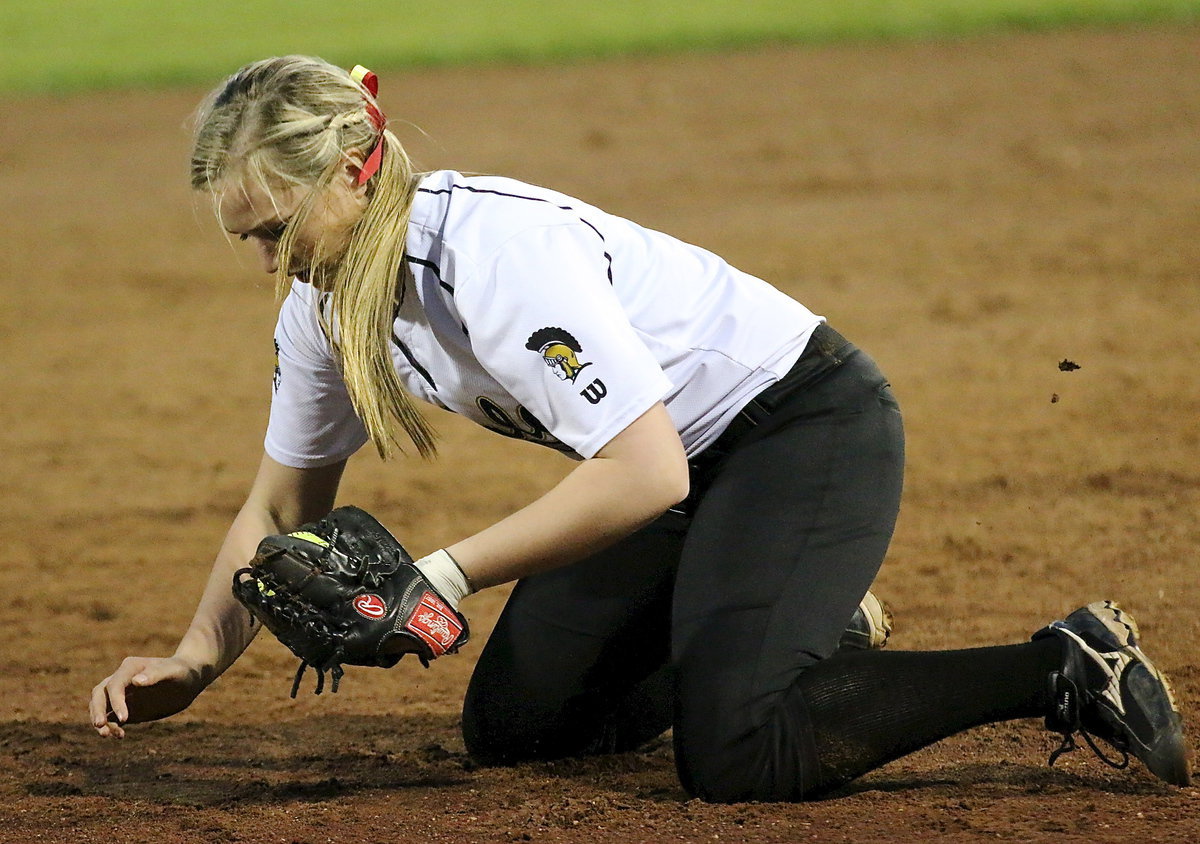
xmin=526 ymin=327 xmax=592 ymax=383
xmin=526 ymin=327 xmax=608 ymax=404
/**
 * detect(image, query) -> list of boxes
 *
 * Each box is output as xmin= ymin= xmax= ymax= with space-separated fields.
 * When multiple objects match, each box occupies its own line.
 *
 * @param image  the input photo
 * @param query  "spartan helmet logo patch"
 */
xmin=526 ymin=327 xmax=592 ymax=383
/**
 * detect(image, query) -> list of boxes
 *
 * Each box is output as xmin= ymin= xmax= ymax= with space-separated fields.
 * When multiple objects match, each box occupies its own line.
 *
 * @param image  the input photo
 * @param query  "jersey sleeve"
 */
xmin=453 ymin=222 xmax=673 ymax=458
xmin=264 ymin=284 xmax=369 ymax=468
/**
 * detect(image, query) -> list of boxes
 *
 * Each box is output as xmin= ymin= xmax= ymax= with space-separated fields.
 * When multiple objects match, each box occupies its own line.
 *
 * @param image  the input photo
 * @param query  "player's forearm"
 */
xmin=448 ymin=420 xmax=689 ymax=589
xmin=172 ymin=455 xmax=347 ymax=682
xmin=172 ymin=503 xmax=281 ymax=684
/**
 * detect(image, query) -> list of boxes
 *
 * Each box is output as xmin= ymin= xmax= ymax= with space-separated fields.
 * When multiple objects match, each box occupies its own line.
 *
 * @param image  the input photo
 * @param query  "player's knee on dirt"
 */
xmin=462 ymin=692 xmax=606 ymax=765
xmin=461 ymin=696 xmax=553 ymax=765
xmin=674 ymin=682 xmax=825 ymax=803
xmin=461 ymin=667 xmax=601 ymax=765
xmin=463 ymin=663 xmax=675 ymax=765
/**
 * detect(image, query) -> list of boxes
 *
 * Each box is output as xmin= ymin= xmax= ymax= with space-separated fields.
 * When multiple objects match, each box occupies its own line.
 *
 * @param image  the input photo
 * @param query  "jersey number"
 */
xmin=475 ymin=397 xmax=574 ymax=453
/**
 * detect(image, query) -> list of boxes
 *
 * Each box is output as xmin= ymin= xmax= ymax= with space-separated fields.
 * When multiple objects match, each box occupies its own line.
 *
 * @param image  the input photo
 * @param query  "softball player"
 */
xmin=90 ymin=56 xmax=1188 ymax=800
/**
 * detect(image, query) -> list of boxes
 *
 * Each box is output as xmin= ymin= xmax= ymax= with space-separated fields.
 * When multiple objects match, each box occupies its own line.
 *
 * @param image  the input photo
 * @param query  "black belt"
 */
xmin=689 ymin=323 xmax=852 ymax=475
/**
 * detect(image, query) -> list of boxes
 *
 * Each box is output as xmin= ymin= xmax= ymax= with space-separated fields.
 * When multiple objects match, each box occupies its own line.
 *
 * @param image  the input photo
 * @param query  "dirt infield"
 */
xmin=2 ymin=25 xmax=1198 ymax=843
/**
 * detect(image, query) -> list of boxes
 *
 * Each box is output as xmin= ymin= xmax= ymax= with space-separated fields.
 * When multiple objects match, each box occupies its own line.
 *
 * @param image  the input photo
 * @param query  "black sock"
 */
xmin=795 ymin=637 xmax=1064 ymax=794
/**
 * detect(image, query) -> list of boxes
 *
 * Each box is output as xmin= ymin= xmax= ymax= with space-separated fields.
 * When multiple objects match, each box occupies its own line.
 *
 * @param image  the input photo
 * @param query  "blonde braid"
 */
xmin=192 ymin=56 xmax=436 ymax=459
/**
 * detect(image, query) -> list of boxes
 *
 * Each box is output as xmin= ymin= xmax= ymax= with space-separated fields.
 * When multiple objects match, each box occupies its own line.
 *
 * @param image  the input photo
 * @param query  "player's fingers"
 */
xmin=89 ymin=677 xmax=127 ymax=738
xmin=99 ymin=656 xmax=151 ymax=725
xmin=88 ymin=677 xmax=114 ymax=729
xmin=96 ymin=721 xmax=125 ymax=739
xmin=102 ymin=678 xmax=130 ymax=725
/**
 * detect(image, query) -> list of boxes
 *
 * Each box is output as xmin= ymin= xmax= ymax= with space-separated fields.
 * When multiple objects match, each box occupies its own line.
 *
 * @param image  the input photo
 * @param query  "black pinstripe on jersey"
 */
xmin=405 ymin=254 xmax=455 ymax=294
xmin=396 ymin=181 xmax=617 ymax=388
xmin=390 ymin=329 xmax=437 ymax=391
xmin=416 ymin=184 xmax=615 ymax=284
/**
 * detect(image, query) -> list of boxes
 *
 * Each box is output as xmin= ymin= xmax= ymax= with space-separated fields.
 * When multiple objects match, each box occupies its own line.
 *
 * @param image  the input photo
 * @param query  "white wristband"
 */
xmin=415 ymin=549 xmax=474 ymax=610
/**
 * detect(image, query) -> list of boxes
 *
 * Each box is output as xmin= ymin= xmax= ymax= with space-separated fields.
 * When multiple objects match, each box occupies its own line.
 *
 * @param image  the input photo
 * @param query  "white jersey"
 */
xmin=266 ymin=171 xmax=822 ymax=468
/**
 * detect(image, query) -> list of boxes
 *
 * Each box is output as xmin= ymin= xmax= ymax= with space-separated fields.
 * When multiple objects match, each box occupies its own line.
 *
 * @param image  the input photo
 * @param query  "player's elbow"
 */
xmin=662 ymin=452 xmax=691 ymax=509
xmin=606 ymin=445 xmax=689 ymax=523
xmin=595 ymin=402 xmax=690 ymax=515
xmin=639 ymin=446 xmax=691 ymax=515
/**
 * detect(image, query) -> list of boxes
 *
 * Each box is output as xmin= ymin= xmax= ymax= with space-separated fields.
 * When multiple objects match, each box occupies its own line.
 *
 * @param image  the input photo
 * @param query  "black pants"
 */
xmin=462 ymin=325 xmax=905 ymax=800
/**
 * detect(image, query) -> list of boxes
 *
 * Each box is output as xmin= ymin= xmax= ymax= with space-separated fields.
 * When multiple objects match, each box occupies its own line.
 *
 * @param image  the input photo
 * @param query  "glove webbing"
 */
xmin=315 ymin=519 xmax=405 ymax=588
xmin=234 ymin=559 xmax=352 ymax=696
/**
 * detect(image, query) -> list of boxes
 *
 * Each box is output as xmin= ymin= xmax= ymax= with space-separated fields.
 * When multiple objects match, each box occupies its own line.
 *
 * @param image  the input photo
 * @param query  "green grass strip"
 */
xmin=3 ymin=0 xmax=1198 ymax=94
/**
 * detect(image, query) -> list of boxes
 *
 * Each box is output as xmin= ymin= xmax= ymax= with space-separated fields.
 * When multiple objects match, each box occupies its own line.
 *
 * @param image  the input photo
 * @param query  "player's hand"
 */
xmin=89 ymin=656 xmax=205 ymax=738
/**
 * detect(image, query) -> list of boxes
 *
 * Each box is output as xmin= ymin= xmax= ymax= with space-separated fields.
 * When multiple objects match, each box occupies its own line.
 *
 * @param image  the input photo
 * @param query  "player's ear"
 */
xmin=340 ymin=149 xmax=370 ymax=200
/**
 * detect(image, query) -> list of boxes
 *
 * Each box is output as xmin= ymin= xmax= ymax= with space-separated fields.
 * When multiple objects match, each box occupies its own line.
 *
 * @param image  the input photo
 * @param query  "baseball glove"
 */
xmin=232 ymin=506 xmax=469 ymax=697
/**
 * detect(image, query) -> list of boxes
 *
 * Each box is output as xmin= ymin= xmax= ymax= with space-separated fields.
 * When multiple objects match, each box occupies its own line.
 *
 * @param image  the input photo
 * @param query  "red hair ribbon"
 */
xmin=350 ymin=65 xmax=386 ymax=184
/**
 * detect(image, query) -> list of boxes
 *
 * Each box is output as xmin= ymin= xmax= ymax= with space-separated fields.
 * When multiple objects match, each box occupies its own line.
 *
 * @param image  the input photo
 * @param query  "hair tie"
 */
xmin=350 ymin=64 xmax=387 ymax=184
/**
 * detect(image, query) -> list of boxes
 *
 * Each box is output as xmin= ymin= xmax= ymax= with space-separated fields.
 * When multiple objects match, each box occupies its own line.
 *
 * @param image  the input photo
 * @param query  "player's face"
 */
xmin=218 ymin=161 xmax=368 ymax=286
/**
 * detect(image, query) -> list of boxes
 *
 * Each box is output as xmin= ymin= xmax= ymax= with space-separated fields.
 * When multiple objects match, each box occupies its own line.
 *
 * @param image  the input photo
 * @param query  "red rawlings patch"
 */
xmin=404 ymin=590 xmax=464 ymax=656
xmin=352 ymin=593 xmax=387 ymax=620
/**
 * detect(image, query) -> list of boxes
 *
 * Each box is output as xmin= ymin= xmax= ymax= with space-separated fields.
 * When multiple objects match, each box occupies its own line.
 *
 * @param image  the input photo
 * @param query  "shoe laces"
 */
xmin=1046 ymin=671 xmax=1131 ymax=773
xmin=1049 ymin=729 xmax=1131 ymax=772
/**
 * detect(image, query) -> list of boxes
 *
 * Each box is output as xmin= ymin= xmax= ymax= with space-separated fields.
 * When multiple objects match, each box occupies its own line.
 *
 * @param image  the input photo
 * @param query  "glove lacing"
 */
xmin=291 ymin=658 xmax=345 ymax=698
xmin=235 ymin=538 xmax=363 ymax=698
xmin=235 ymin=514 xmax=411 ymax=697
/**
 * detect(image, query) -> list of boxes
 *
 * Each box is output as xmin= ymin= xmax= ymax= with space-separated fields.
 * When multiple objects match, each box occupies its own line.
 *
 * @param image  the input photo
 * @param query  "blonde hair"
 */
xmin=191 ymin=55 xmax=435 ymax=459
